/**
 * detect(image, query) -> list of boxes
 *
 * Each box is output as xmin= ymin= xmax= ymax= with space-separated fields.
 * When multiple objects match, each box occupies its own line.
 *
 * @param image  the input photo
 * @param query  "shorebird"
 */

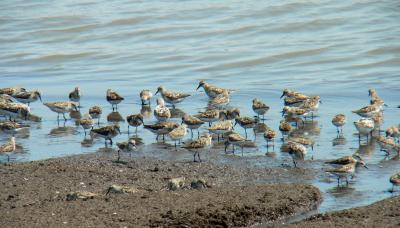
xmin=326 ymin=162 xmax=367 ymax=186
xmin=79 ymin=114 xmax=94 ymax=136
xmin=44 ymin=101 xmax=78 ymax=121
xmin=386 ymin=126 xmax=399 ymax=142
xmin=282 ymin=106 xmax=310 ymax=122
xmin=0 ymin=87 xmax=26 ymax=96
xmin=376 ymin=136 xmax=396 ymax=155
xmin=181 ymin=114 xmax=204 ymax=138
xmin=155 ymin=85 xmax=190 ymax=107
xmin=168 ymin=124 xmax=188 ymax=149
xmin=106 ymin=89 xmax=124 ymax=111
xmin=89 ymin=106 xmax=102 ymax=125
xmin=0 ymin=137 xmax=16 ymax=162
xmin=286 ymin=141 xmax=307 ymax=168
xmin=208 ymin=91 xmax=230 ymax=108
xmin=143 ymin=121 xmax=179 ymax=142
xmin=325 ymin=154 xmax=365 ymax=167
xmin=369 ymin=88 xmax=385 ymax=108
xmin=253 ymin=118 xmax=269 ymax=136
xmin=279 ymin=120 xmax=292 ymax=137
xmin=0 ymin=121 xmax=30 ymax=135
xmin=0 ymin=102 xmax=30 ymax=121
xmin=225 ymin=108 xmax=241 ymax=121
xmin=13 ymin=90 xmax=42 ymax=105
xmin=224 ymin=131 xmax=246 ymax=154
xmin=0 ymin=94 xmax=15 ymax=104
xmin=280 ymin=89 xmax=309 ymax=99
xmin=196 ymin=80 xmax=231 ymax=99
xmin=126 ymin=114 xmax=143 ymax=135
xmin=194 ymin=109 xmax=225 ymax=127
xmin=140 ymin=89 xmax=153 ymax=106
xmin=182 ymin=133 xmax=212 ymax=162
xmin=116 ymin=138 xmax=138 ymax=161
xmin=390 ymin=172 xmax=400 ymax=192
xmin=154 ymin=98 xmax=171 ymax=122
xmin=264 ymin=128 xmax=276 ymax=150
xmin=208 ymin=120 xmax=233 ymax=142
xmin=352 ymin=104 xmax=381 ymax=118
xmin=235 ymin=116 xmax=256 ymax=139
xmin=90 ymin=124 xmax=121 ymax=146
xmin=332 ymin=114 xmax=346 ymax=134
xmin=69 ymin=87 xmax=81 ymax=106
xmin=252 ymin=98 xmax=269 ymax=120
xmin=287 ymin=135 xmax=315 ymax=151
xmin=354 ymin=118 xmax=374 ymax=141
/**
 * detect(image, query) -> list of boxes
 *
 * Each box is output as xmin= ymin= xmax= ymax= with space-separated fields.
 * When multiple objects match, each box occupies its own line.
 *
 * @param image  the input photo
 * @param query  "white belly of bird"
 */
xmin=254 ymin=108 xmax=267 ymax=115
xmin=108 ymin=100 xmax=121 ymax=105
xmin=49 ymin=107 xmax=70 ymax=114
xmin=15 ymin=97 xmax=36 ymax=104
xmin=163 ymin=95 xmax=184 ymax=104
xmin=199 ymin=117 xmax=218 ymax=123
xmin=155 ymin=115 xmax=169 ymax=122
xmin=355 ymin=125 xmax=373 ymax=135
xmin=0 ymin=109 xmax=20 ymax=118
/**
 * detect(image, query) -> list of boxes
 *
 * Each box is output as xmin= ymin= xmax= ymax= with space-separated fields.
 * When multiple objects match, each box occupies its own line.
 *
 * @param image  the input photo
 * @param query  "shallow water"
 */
xmin=1 ymin=0 xmax=400 ymax=214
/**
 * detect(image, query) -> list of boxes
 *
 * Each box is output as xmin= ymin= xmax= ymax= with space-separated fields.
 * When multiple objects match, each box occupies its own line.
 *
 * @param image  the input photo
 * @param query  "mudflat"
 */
xmin=0 ymin=153 xmax=321 ymax=227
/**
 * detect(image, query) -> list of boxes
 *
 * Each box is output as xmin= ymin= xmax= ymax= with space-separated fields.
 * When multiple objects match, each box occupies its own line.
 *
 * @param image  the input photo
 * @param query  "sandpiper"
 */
xmin=280 ymin=89 xmax=309 ymax=99
xmin=287 ymin=135 xmax=315 ymax=150
xmin=325 ymin=154 xmax=365 ymax=166
xmin=116 ymin=138 xmax=138 ymax=161
xmin=326 ymin=162 xmax=367 ymax=186
xmin=168 ymin=124 xmax=188 ymax=149
xmin=390 ymin=172 xmax=400 ymax=192
xmin=354 ymin=118 xmax=374 ymax=141
xmin=282 ymin=106 xmax=309 ymax=121
xmin=208 ymin=91 xmax=230 ymax=108
xmin=286 ymin=141 xmax=307 ymax=168
xmin=79 ymin=114 xmax=94 ymax=136
xmin=252 ymin=98 xmax=270 ymax=120
xmin=253 ymin=118 xmax=269 ymax=136
xmin=264 ymin=128 xmax=276 ymax=150
xmin=90 ymin=124 xmax=121 ymax=146
xmin=352 ymin=104 xmax=381 ymax=118
xmin=0 ymin=121 xmax=29 ymax=135
xmin=279 ymin=120 xmax=292 ymax=136
xmin=143 ymin=121 xmax=179 ymax=142
xmin=0 ymin=102 xmax=30 ymax=121
xmin=182 ymin=133 xmax=212 ymax=162
xmin=376 ymin=136 xmax=396 ymax=155
xmin=386 ymin=126 xmax=400 ymax=142
xmin=0 ymin=87 xmax=26 ymax=96
xmin=44 ymin=101 xmax=78 ymax=121
xmin=155 ymin=85 xmax=190 ymax=107
xmin=369 ymin=88 xmax=385 ymax=108
xmin=181 ymin=114 xmax=204 ymax=138
xmin=332 ymin=114 xmax=346 ymax=134
xmin=224 ymin=131 xmax=246 ymax=155
xmin=235 ymin=116 xmax=256 ymax=139
xmin=126 ymin=114 xmax=144 ymax=135
xmin=89 ymin=106 xmax=102 ymax=125
xmin=0 ymin=94 xmax=15 ymax=104
xmin=194 ymin=109 xmax=225 ymax=127
xmin=154 ymin=98 xmax=171 ymax=122
xmin=0 ymin=137 xmax=16 ymax=162
xmin=196 ymin=80 xmax=231 ymax=99
xmin=140 ymin=89 xmax=153 ymax=106
xmin=225 ymin=108 xmax=241 ymax=121
xmin=106 ymin=89 xmax=124 ymax=111
xmin=208 ymin=120 xmax=233 ymax=142
xmin=69 ymin=87 xmax=81 ymax=106
xmin=13 ymin=90 xmax=42 ymax=105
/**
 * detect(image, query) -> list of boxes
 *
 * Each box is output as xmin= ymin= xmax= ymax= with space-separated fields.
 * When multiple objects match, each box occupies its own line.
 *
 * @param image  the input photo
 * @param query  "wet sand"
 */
xmin=0 ymin=153 xmax=321 ymax=227
xmin=285 ymin=196 xmax=400 ymax=227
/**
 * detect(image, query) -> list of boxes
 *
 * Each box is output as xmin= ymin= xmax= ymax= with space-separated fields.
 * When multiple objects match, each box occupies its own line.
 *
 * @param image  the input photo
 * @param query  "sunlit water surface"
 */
xmin=1 ymin=0 xmax=400 ymax=214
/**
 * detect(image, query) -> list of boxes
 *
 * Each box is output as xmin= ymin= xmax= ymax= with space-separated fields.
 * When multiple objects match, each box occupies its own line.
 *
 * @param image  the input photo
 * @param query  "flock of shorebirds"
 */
xmin=0 ymin=80 xmax=399 ymax=190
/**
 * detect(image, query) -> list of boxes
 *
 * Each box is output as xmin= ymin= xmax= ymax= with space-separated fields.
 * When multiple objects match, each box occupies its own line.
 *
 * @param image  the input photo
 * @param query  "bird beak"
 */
xmin=280 ymin=93 xmax=285 ymax=99
xmin=155 ymin=90 xmax=159 ymax=95
xmin=196 ymin=84 xmax=201 ymax=91
xmin=364 ymin=165 xmax=369 ymax=169
xmin=38 ymin=94 xmax=42 ymax=102
xmin=281 ymin=111 xmax=285 ymax=117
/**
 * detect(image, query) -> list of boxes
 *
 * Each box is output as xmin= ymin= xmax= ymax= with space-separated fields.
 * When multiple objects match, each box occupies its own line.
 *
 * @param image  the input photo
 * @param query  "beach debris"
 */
xmin=66 ymin=191 xmax=97 ymax=201
xmin=106 ymin=184 xmax=139 ymax=194
xmin=167 ymin=177 xmax=185 ymax=191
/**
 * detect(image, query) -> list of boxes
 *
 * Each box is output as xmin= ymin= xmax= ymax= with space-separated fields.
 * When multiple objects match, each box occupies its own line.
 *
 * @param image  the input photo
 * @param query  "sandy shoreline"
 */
xmin=0 ymin=153 xmax=398 ymax=227
xmin=0 ymin=153 xmax=321 ymax=227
